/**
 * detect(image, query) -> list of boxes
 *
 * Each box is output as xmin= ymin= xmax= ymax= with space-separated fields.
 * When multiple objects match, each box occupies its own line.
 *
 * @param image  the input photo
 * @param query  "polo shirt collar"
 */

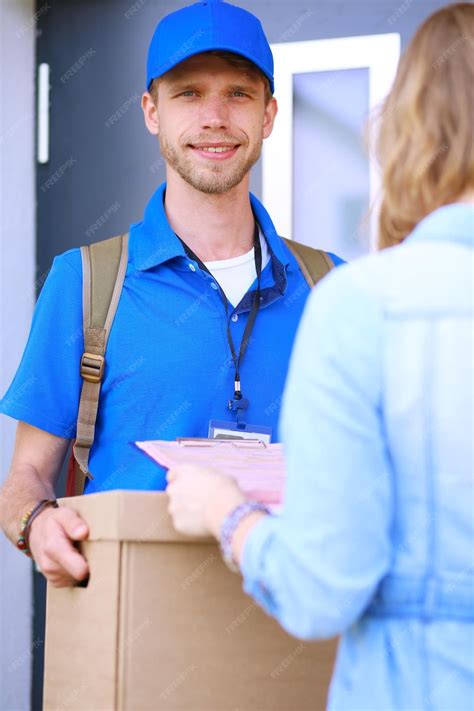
xmin=129 ymin=183 xmax=186 ymax=271
xmin=249 ymin=193 xmax=291 ymax=268
xmin=129 ymin=182 xmax=291 ymax=272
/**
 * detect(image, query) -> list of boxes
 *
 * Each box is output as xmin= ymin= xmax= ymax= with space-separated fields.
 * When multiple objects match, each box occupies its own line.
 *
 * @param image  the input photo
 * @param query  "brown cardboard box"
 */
xmin=43 ymin=491 xmax=336 ymax=710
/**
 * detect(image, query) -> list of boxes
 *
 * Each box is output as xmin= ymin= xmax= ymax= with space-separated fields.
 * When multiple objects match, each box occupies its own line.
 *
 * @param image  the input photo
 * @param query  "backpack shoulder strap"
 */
xmin=283 ymin=238 xmax=334 ymax=288
xmin=71 ymin=233 xmax=129 ymax=496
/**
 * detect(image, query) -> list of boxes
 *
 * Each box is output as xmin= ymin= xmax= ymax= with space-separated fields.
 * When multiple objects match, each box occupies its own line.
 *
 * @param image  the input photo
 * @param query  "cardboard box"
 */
xmin=43 ymin=491 xmax=336 ymax=710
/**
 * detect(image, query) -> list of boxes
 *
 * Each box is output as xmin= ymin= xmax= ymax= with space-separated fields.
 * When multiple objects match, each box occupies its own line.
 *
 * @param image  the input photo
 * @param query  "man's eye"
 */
xmin=232 ymin=91 xmax=247 ymax=97
xmin=180 ymin=90 xmax=196 ymax=97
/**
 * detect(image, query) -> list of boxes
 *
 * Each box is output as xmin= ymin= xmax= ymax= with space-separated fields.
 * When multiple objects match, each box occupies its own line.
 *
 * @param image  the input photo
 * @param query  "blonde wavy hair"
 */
xmin=375 ymin=3 xmax=474 ymax=249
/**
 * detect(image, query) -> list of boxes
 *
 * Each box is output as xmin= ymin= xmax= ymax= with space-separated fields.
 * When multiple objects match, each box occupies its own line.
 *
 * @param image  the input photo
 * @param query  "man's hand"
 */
xmin=28 ymin=506 xmax=90 ymax=587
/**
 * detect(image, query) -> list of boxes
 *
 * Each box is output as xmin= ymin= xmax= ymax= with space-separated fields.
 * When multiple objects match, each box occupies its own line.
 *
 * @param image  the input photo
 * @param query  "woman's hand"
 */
xmin=166 ymin=464 xmax=246 ymax=537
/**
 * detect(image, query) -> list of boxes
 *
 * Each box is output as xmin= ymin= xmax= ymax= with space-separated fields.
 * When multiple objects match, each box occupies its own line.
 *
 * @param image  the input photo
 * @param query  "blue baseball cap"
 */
xmin=146 ymin=0 xmax=274 ymax=94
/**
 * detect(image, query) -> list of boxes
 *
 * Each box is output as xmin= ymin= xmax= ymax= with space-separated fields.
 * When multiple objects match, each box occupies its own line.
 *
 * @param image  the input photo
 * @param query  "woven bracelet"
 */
xmin=219 ymin=501 xmax=270 ymax=573
xmin=17 ymin=499 xmax=58 ymax=558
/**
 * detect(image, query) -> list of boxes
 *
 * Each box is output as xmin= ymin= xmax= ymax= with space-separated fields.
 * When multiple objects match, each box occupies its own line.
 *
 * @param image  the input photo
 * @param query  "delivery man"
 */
xmin=0 ymin=0 xmax=342 ymax=587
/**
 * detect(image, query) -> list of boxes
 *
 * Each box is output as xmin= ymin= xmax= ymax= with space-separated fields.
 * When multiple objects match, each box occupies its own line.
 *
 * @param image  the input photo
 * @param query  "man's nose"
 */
xmin=199 ymin=96 xmax=229 ymax=130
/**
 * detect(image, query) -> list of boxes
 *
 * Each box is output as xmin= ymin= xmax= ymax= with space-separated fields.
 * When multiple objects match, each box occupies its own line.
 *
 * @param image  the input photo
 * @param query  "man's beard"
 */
xmin=158 ymin=132 xmax=262 ymax=194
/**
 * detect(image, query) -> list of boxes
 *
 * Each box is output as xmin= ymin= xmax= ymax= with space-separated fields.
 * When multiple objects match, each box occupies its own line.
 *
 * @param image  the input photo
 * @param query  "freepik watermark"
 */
xmin=277 ymin=9 xmax=314 ymax=42
xmin=85 ymin=201 xmax=120 ymax=238
xmin=104 ymin=94 xmax=141 ymax=128
xmin=40 ymin=157 xmax=77 ymax=193
xmin=15 ymin=3 xmax=51 ymax=38
xmin=60 ymin=48 xmax=96 ymax=84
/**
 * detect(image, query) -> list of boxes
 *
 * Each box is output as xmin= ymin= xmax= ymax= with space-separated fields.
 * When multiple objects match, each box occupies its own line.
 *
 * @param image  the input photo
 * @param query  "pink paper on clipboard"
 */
xmin=135 ymin=439 xmax=286 ymax=507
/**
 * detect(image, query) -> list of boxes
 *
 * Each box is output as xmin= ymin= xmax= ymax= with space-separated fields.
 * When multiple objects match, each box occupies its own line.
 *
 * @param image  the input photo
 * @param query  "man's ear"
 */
xmin=141 ymin=92 xmax=159 ymax=136
xmin=262 ymin=97 xmax=278 ymax=140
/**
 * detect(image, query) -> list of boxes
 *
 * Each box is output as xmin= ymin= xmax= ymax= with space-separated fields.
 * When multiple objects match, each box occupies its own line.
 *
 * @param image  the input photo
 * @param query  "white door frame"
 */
xmin=262 ymin=33 xmax=401 ymax=245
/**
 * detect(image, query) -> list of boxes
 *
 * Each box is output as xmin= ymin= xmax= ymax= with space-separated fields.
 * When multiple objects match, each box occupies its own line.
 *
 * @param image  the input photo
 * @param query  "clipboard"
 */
xmin=176 ymin=438 xmax=267 ymax=448
xmin=134 ymin=438 xmax=285 ymax=508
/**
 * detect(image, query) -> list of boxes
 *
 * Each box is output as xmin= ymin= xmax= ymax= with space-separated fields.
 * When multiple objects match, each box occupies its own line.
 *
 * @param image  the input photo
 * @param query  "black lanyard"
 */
xmin=177 ymin=222 xmax=262 ymax=423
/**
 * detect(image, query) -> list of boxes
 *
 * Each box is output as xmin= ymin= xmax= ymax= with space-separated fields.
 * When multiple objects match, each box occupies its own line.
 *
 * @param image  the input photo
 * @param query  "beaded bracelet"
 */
xmin=219 ymin=501 xmax=270 ymax=573
xmin=17 ymin=499 xmax=58 ymax=558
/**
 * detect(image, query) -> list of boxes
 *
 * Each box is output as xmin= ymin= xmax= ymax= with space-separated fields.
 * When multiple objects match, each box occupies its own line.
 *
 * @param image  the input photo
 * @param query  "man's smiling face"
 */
xmin=149 ymin=53 xmax=277 ymax=194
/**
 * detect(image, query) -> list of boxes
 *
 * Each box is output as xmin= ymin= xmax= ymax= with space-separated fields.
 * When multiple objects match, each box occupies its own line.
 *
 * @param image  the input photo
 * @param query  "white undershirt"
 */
xmin=204 ymin=231 xmax=270 ymax=307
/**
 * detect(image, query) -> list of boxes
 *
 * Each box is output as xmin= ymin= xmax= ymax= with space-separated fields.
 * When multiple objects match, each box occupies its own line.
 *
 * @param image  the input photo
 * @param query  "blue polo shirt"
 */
xmin=0 ymin=183 xmax=343 ymax=492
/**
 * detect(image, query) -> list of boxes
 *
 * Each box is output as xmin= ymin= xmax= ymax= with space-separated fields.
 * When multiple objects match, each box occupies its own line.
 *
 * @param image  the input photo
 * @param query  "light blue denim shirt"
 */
xmin=241 ymin=204 xmax=474 ymax=710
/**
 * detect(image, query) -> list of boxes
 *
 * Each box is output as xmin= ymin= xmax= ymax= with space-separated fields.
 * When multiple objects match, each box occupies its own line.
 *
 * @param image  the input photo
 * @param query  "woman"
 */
xmin=167 ymin=4 xmax=474 ymax=709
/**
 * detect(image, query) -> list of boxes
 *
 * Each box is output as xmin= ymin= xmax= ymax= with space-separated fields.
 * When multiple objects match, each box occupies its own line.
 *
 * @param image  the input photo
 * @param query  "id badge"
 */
xmin=208 ymin=419 xmax=272 ymax=444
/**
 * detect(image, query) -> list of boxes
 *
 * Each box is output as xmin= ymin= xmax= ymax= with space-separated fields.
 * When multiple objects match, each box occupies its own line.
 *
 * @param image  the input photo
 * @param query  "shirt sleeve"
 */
xmin=0 ymin=250 xmax=84 ymax=438
xmin=241 ymin=264 xmax=392 ymax=640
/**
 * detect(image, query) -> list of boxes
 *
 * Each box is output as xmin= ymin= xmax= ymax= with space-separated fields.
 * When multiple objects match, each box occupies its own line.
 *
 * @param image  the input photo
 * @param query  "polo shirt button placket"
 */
xmin=231 ymin=314 xmax=238 ymax=323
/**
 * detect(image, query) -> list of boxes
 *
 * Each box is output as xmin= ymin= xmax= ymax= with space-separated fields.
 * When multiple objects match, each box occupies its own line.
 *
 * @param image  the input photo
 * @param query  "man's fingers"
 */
xmin=31 ymin=508 xmax=90 ymax=585
xmin=27 ymin=506 xmax=90 ymax=586
xmin=42 ymin=564 xmax=82 ymax=588
xmin=52 ymin=529 xmax=90 ymax=581
xmin=38 ymin=535 xmax=89 ymax=583
xmin=57 ymin=507 xmax=89 ymax=540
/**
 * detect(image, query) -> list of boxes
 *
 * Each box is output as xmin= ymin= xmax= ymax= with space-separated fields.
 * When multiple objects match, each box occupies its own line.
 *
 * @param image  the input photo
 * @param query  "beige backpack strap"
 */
xmin=72 ymin=233 xmax=129 ymax=495
xmin=283 ymin=238 xmax=334 ymax=288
